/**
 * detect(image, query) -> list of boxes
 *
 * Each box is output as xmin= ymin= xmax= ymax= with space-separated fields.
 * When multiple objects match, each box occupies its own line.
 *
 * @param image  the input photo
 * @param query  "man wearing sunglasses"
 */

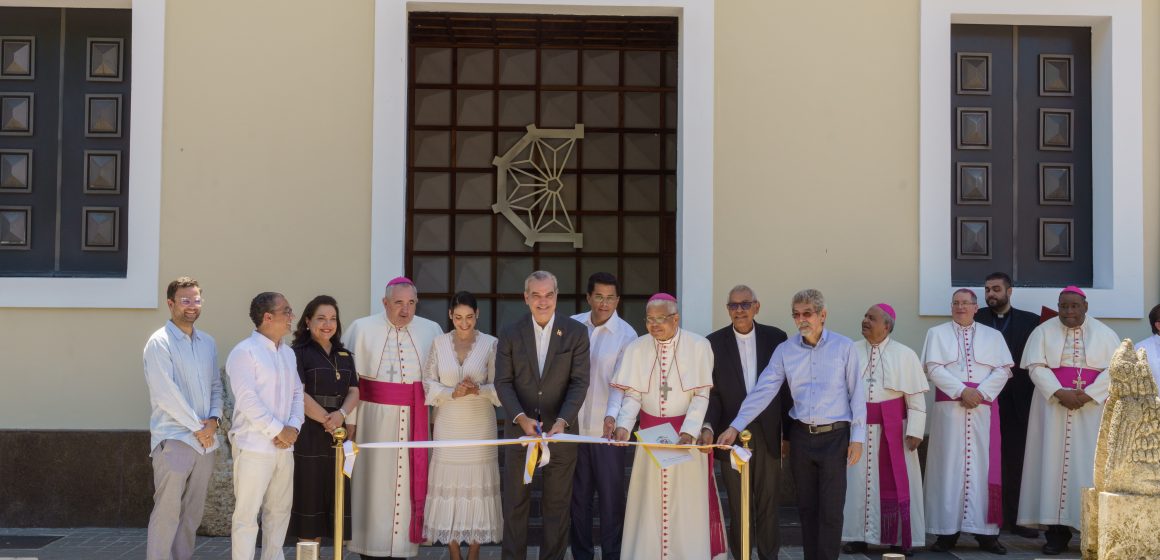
xmin=226 ymin=291 xmax=305 ymax=560
xmin=717 ymin=288 xmax=865 ymax=560
xmin=700 ymin=285 xmax=789 ymax=560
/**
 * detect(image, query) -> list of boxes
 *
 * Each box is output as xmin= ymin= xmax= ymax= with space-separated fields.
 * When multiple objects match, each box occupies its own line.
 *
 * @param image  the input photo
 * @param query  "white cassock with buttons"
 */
xmin=842 ymin=337 xmax=928 ymax=547
xmin=1017 ymin=316 xmax=1119 ymax=531
xmin=343 ymin=313 xmax=442 ymax=558
xmin=921 ymin=321 xmax=1012 ymax=537
xmin=612 ymin=328 xmax=727 ymax=560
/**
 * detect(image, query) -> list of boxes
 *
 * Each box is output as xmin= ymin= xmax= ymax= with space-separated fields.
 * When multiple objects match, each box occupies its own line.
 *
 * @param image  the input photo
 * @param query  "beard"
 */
xmin=986 ymin=295 xmax=1009 ymax=310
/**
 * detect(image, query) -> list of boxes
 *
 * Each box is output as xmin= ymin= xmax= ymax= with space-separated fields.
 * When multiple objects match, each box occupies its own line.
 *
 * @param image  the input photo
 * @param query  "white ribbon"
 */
xmin=340 ymin=433 xmax=752 ymax=483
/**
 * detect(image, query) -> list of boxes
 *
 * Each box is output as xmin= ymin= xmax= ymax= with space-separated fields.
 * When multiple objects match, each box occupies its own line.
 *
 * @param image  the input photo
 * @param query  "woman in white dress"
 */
xmin=422 ymin=291 xmax=503 ymax=560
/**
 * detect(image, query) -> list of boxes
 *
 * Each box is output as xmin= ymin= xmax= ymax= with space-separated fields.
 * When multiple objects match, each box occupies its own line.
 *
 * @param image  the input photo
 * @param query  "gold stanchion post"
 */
xmin=739 ymin=430 xmax=752 ymax=560
xmin=333 ymin=427 xmax=348 ymax=560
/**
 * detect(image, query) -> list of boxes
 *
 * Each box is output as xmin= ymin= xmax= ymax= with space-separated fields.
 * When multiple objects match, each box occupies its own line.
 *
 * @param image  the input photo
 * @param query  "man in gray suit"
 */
xmin=496 ymin=270 xmax=591 ymax=560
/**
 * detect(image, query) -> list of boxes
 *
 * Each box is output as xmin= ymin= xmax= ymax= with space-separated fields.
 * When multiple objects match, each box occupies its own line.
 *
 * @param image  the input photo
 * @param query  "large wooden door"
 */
xmin=405 ymin=13 xmax=678 ymax=334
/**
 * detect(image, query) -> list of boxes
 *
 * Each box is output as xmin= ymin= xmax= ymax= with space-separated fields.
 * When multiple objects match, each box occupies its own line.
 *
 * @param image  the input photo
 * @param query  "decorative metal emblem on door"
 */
xmin=492 ymin=124 xmax=584 ymax=248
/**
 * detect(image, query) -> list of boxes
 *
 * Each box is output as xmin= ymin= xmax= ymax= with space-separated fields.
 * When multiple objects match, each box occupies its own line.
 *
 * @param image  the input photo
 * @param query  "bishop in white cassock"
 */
xmin=921 ymin=289 xmax=1012 ymax=555
xmin=611 ymin=293 xmax=727 ymax=560
xmin=342 ymin=277 xmax=443 ymax=559
xmin=1017 ymin=286 xmax=1120 ymax=556
xmin=841 ymin=304 xmax=928 ymax=556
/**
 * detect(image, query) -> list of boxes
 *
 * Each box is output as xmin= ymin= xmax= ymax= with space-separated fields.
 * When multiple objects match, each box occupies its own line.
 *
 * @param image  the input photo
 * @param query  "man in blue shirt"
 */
xmin=718 ymin=289 xmax=865 ymax=560
xmin=143 ymin=277 xmax=222 ymax=560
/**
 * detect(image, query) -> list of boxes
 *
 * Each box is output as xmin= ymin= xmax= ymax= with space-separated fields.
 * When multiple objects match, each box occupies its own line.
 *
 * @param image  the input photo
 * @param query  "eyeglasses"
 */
xmin=791 ymin=310 xmax=818 ymax=320
xmin=645 ymin=313 xmax=677 ymax=325
xmin=951 ymin=301 xmax=977 ymax=308
xmin=176 ymin=297 xmax=203 ymax=307
xmin=726 ymin=301 xmax=756 ymax=311
xmin=272 ymin=306 xmax=295 ymax=317
xmin=591 ymin=295 xmax=620 ymax=305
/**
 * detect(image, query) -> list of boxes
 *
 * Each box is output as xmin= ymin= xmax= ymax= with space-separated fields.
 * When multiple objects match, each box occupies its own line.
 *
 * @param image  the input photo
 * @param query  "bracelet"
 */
xmin=338 ymin=408 xmax=348 ymax=420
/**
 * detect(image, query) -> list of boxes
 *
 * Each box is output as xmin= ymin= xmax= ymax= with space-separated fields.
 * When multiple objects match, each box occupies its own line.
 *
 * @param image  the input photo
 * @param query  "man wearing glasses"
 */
xmin=144 ymin=277 xmax=222 ymax=560
xmin=226 ymin=291 xmax=305 ymax=560
xmin=568 ymin=272 xmax=637 ymax=560
xmin=718 ymin=288 xmax=865 ymax=560
xmin=920 ymin=289 xmax=1012 ymax=555
xmin=700 ymin=285 xmax=789 ymax=560
xmin=612 ymin=293 xmax=727 ymax=559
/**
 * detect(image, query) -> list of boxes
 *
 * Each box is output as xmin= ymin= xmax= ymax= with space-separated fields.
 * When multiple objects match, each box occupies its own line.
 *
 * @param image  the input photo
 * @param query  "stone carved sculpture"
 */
xmin=1081 ymin=340 xmax=1160 ymax=559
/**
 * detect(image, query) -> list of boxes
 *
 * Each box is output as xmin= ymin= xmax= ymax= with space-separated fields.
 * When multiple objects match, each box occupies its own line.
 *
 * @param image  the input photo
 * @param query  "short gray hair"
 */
xmin=524 ymin=270 xmax=558 ymax=294
xmin=952 ymin=288 xmax=977 ymax=303
xmin=728 ymin=284 xmax=757 ymax=302
xmin=385 ymin=281 xmax=418 ymax=300
xmin=646 ymin=298 xmax=678 ymax=315
xmin=883 ymin=313 xmax=895 ymax=333
xmin=792 ymin=289 xmax=825 ymax=313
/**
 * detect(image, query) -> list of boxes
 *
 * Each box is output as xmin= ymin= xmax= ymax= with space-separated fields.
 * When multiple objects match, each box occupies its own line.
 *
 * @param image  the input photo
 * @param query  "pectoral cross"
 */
xmin=659 ymin=379 xmax=673 ymax=400
xmin=1074 ymin=376 xmax=1086 ymax=391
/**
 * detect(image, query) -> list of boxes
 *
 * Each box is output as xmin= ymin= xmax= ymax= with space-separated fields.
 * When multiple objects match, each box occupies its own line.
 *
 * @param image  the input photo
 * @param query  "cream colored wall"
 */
xmin=713 ymin=0 xmax=1160 ymax=352
xmin=1 ymin=0 xmax=1156 ymax=429
xmin=0 ymin=0 xmax=376 ymax=429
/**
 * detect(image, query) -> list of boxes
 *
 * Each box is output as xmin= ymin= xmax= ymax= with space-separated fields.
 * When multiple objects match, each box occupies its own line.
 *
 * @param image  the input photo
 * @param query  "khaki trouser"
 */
xmin=147 ymin=439 xmax=215 ymax=560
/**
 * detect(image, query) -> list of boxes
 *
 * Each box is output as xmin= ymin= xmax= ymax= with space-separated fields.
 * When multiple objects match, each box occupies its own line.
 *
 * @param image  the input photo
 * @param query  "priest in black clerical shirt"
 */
xmin=974 ymin=272 xmax=1041 ymax=538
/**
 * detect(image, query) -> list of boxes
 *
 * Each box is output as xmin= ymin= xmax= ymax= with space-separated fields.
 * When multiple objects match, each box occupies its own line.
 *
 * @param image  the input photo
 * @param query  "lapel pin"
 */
xmin=556 ymin=329 xmax=563 ymax=336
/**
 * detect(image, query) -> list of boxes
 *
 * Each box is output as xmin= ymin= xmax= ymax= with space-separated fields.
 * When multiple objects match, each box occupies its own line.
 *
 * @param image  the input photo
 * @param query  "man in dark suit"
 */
xmin=699 ymin=285 xmax=790 ymax=560
xmin=974 ymin=271 xmax=1041 ymax=538
xmin=495 ymin=270 xmax=591 ymax=560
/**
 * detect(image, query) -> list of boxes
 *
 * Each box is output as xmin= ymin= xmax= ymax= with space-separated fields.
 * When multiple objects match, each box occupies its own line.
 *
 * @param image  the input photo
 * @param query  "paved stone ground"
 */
xmin=0 ymin=527 xmax=1083 ymax=559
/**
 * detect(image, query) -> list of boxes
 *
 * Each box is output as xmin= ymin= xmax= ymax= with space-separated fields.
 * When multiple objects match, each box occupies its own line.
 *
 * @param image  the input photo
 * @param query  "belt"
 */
xmin=314 ymin=394 xmax=344 ymax=409
xmin=796 ymin=420 xmax=850 ymax=435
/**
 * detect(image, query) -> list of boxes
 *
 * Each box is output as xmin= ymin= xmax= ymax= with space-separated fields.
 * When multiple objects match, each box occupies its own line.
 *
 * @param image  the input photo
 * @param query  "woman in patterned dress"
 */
xmin=422 ymin=291 xmax=503 ymax=560
xmin=289 ymin=295 xmax=359 ymax=543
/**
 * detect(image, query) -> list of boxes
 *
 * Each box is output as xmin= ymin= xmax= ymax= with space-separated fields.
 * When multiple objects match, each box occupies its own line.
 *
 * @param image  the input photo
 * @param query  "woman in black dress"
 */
xmin=289 ymin=295 xmax=360 ymax=543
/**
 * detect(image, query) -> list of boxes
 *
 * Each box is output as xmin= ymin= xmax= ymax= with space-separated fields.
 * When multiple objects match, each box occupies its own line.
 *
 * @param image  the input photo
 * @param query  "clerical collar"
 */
xmin=733 ymin=327 xmax=754 ymax=339
xmin=385 ymin=315 xmax=411 ymax=330
xmin=869 ymin=336 xmax=890 ymax=348
xmin=955 ymin=321 xmax=974 ymax=332
xmin=656 ymin=330 xmax=679 ymax=346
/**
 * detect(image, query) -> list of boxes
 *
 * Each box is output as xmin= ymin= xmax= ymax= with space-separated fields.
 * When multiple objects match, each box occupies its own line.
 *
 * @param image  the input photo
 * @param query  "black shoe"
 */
xmin=978 ymin=539 xmax=1008 ymax=555
xmin=1013 ymin=525 xmax=1039 ymax=538
xmin=842 ymin=541 xmax=868 ymax=554
xmin=930 ymin=535 xmax=958 ymax=552
xmin=889 ymin=545 xmax=915 ymax=557
xmin=1042 ymin=542 xmax=1068 ymax=555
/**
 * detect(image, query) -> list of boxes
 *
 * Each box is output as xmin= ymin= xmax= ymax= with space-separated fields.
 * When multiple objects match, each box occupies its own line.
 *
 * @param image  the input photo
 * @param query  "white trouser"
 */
xmin=231 ymin=446 xmax=294 ymax=560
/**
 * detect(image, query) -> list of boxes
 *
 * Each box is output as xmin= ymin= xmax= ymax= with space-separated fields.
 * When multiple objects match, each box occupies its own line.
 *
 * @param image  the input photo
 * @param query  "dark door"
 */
xmin=951 ymin=24 xmax=1091 ymax=287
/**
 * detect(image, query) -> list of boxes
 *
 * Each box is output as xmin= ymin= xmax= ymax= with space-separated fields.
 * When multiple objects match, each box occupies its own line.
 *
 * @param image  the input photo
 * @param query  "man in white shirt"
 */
xmin=569 ymin=272 xmax=637 ymax=560
xmin=495 ymin=270 xmax=590 ymax=560
xmin=1137 ymin=304 xmax=1160 ymax=387
xmin=226 ymin=292 xmax=305 ymax=560
xmin=144 ymin=277 xmax=222 ymax=560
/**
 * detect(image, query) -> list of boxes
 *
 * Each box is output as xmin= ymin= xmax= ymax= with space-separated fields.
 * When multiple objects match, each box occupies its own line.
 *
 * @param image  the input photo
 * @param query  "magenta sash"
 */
xmin=1052 ymin=366 xmax=1101 ymax=391
xmin=935 ymin=381 xmax=1002 ymax=525
xmin=359 ymin=379 xmax=429 ymax=544
xmin=866 ymin=397 xmax=911 ymax=548
xmin=639 ymin=411 xmax=727 ymax=558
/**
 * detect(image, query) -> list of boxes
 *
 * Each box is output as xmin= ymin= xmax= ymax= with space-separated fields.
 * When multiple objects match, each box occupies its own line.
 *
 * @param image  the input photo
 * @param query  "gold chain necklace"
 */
xmin=316 ymin=343 xmax=341 ymax=381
